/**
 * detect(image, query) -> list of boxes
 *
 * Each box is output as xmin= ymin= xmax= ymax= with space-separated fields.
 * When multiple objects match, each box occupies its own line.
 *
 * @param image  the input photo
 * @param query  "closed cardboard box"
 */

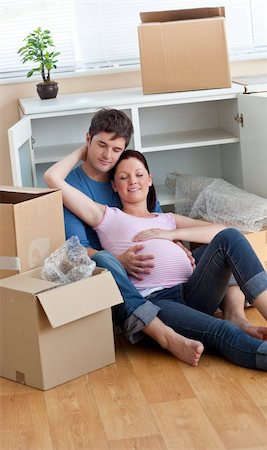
xmin=0 ymin=186 xmax=65 ymax=279
xmin=0 ymin=267 xmax=123 ymax=390
xmin=138 ymin=7 xmax=231 ymax=94
xmin=191 ymin=229 xmax=267 ymax=271
xmin=244 ymin=229 xmax=267 ymax=270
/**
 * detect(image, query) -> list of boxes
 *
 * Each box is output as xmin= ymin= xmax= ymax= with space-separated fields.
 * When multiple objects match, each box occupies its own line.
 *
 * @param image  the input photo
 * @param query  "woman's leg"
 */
xmin=92 ymin=250 xmax=204 ymax=366
xmin=186 ymin=228 xmax=267 ymax=317
xmin=92 ymin=250 xmax=159 ymax=341
xmin=147 ymin=286 xmax=267 ymax=370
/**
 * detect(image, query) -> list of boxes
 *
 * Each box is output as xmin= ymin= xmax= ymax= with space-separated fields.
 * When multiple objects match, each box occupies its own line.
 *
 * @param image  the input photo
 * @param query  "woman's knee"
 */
xmin=215 ymin=228 xmax=243 ymax=245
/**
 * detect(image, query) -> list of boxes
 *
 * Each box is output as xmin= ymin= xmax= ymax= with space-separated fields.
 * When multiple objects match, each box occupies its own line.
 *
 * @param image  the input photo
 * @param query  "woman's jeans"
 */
xmin=93 ymin=229 xmax=267 ymax=370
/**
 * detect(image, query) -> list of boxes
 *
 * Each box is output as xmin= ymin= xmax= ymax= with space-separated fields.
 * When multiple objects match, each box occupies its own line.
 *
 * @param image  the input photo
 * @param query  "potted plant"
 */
xmin=18 ymin=27 xmax=60 ymax=100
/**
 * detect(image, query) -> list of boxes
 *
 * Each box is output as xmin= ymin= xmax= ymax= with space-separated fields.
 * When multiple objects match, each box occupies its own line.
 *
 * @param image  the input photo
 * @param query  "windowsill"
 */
xmin=1 ymin=52 xmax=266 ymax=86
xmin=0 ymin=64 xmax=140 ymax=86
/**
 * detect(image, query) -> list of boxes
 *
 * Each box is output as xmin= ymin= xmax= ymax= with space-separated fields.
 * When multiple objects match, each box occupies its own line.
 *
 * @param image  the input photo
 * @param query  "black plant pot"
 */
xmin=36 ymin=81 xmax=58 ymax=100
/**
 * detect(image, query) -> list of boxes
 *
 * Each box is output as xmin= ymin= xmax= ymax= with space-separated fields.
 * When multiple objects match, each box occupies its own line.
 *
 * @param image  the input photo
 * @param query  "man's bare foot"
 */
xmin=223 ymin=311 xmax=267 ymax=340
xmin=241 ymin=323 xmax=267 ymax=340
xmin=221 ymin=286 xmax=267 ymax=340
xmin=160 ymin=326 xmax=204 ymax=367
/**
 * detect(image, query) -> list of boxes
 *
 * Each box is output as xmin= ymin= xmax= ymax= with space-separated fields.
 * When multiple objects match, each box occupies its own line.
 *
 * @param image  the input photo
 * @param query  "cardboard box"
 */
xmin=190 ymin=229 xmax=267 ymax=271
xmin=244 ymin=229 xmax=267 ymax=270
xmin=0 ymin=267 xmax=123 ymax=390
xmin=0 ymin=186 xmax=66 ymax=279
xmin=138 ymin=7 xmax=231 ymax=94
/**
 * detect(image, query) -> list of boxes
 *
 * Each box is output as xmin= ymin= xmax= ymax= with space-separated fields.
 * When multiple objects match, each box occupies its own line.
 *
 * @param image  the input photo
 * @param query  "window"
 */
xmin=0 ymin=0 xmax=266 ymax=80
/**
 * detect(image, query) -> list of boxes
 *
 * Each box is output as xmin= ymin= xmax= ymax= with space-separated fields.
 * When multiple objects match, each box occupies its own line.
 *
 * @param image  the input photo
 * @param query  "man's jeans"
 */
xmin=93 ymin=228 xmax=267 ymax=370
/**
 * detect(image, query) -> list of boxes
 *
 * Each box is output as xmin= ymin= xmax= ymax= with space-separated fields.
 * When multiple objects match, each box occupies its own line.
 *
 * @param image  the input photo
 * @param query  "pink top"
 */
xmin=94 ymin=206 xmax=193 ymax=293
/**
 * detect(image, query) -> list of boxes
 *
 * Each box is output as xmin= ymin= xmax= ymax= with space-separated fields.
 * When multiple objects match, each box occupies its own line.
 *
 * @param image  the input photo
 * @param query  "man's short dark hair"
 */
xmin=89 ymin=108 xmax=133 ymax=149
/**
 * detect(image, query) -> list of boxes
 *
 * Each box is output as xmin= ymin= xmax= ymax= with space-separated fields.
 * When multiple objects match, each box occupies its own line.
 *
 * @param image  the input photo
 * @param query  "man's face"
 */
xmin=85 ymin=132 xmax=126 ymax=178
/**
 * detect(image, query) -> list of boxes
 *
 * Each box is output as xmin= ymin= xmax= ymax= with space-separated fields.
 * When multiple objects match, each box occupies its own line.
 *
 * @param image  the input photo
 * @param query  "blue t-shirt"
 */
xmin=64 ymin=165 xmax=162 ymax=250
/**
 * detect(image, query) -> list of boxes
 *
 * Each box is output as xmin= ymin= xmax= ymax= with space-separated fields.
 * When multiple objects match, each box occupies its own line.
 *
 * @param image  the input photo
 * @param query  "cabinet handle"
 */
xmin=234 ymin=113 xmax=244 ymax=127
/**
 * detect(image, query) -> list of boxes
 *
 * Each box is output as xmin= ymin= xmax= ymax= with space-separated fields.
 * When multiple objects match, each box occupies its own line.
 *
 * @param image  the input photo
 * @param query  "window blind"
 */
xmin=0 ymin=0 xmax=266 ymax=80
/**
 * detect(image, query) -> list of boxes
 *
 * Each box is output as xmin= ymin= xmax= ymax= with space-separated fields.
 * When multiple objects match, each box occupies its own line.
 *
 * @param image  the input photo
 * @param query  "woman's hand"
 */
xmin=133 ymin=228 xmax=175 ymax=242
xmin=132 ymin=228 xmax=196 ymax=270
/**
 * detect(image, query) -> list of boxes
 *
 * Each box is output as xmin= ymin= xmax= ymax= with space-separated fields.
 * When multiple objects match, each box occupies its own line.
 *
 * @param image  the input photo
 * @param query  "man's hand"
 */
xmin=174 ymin=240 xmax=196 ymax=270
xmin=117 ymin=244 xmax=154 ymax=280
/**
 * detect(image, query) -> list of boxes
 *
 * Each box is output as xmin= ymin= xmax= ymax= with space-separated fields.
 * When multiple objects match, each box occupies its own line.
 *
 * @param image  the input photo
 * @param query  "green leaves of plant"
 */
xmin=17 ymin=27 xmax=60 ymax=83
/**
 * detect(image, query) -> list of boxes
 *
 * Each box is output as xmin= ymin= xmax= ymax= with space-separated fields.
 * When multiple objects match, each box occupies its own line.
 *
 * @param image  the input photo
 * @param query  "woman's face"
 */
xmin=112 ymin=157 xmax=152 ymax=205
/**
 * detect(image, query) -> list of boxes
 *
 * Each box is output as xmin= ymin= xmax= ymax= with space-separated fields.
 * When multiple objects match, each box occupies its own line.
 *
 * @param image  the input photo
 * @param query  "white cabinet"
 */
xmin=238 ymin=92 xmax=267 ymax=198
xmin=8 ymin=84 xmax=266 ymax=205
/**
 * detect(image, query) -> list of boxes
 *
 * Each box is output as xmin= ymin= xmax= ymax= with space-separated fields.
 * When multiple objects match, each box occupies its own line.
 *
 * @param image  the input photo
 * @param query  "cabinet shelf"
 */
xmin=34 ymin=144 xmax=83 ymax=164
xmin=9 ymin=86 xmax=247 ymax=192
xmin=34 ymin=127 xmax=239 ymax=164
xmin=141 ymin=128 xmax=239 ymax=152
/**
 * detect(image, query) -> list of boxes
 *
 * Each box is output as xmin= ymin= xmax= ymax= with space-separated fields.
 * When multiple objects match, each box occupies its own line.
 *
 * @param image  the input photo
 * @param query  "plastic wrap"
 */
xmin=166 ymin=173 xmax=213 ymax=216
xmin=42 ymin=236 xmax=96 ymax=285
xmin=165 ymin=172 xmax=267 ymax=232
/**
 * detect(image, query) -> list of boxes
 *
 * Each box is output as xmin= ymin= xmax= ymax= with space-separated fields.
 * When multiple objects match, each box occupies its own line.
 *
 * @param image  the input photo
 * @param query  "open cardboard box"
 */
xmin=138 ymin=7 xmax=231 ymax=94
xmin=0 ymin=186 xmax=66 ymax=279
xmin=0 ymin=267 xmax=123 ymax=390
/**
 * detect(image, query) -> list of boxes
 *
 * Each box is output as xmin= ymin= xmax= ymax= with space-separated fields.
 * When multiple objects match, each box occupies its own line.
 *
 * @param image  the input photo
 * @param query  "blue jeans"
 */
xmin=93 ymin=229 xmax=267 ymax=370
xmin=92 ymin=251 xmax=161 ymax=340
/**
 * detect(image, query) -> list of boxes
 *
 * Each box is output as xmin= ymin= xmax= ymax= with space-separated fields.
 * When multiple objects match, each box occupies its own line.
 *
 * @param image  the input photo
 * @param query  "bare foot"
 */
xmin=221 ymin=286 xmax=267 ymax=339
xmin=161 ymin=326 xmax=204 ymax=367
xmin=224 ymin=311 xmax=267 ymax=340
xmin=242 ymin=324 xmax=267 ymax=340
xmin=143 ymin=317 xmax=204 ymax=366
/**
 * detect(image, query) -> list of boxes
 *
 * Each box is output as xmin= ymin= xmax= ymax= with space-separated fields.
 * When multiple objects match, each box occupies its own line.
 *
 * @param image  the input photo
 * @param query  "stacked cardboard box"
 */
xmin=0 ymin=186 xmax=65 ymax=278
xmin=0 ymin=187 xmax=123 ymax=390
xmin=138 ymin=7 xmax=231 ymax=94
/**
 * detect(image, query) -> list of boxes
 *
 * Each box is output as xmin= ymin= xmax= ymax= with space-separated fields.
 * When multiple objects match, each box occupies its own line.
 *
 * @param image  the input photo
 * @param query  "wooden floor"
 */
xmin=0 ymin=308 xmax=267 ymax=450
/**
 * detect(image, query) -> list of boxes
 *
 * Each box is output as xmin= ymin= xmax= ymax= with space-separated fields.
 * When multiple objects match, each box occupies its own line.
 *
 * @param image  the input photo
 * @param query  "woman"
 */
xmin=44 ymin=149 xmax=267 ymax=371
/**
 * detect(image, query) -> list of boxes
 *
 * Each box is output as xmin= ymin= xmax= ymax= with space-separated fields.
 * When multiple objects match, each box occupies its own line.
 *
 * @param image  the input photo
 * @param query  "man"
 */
xmin=63 ymin=108 xmax=264 ymax=347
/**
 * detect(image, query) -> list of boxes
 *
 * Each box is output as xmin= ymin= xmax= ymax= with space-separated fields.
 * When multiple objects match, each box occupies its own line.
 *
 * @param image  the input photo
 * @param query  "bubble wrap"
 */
xmin=42 ymin=235 xmax=96 ymax=285
xmin=165 ymin=172 xmax=267 ymax=232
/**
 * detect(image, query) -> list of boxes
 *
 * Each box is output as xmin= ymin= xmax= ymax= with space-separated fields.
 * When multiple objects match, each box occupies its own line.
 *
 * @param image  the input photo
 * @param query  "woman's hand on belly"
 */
xmin=133 ymin=228 xmax=175 ymax=242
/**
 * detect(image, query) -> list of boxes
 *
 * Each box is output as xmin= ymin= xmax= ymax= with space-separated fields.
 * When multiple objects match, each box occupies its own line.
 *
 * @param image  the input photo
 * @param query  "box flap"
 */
xmin=140 ymin=7 xmax=225 ymax=23
xmin=0 ymin=272 xmax=56 ymax=293
xmin=0 ymin=186 xmax=60 ymax=205
xmin=0 ymin=185 xmax=58 ymax=195
xmin=37 ymin=271 xmax=123 ymax=328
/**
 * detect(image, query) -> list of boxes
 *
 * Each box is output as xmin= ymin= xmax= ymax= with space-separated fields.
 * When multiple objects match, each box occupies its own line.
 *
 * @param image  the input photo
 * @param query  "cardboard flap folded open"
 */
xmin=0 ymin=185 xmax=58 ymax=196
xmin=37 ymin=271 xmax=123 ymax=328
xmin=0 ymin=272 xmax=55 ymax=293
xmin=0 ymin=188 xmax=61 ymax=207
xmin=140 ymin=7 xmax=225 ymax=23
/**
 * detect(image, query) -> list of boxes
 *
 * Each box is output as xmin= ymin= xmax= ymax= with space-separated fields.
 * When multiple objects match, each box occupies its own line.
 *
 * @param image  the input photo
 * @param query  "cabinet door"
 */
xmin=8 ymin=117 xmax=36 ymax=187
xmin=238 ymin=93 xmax=267 ymax=198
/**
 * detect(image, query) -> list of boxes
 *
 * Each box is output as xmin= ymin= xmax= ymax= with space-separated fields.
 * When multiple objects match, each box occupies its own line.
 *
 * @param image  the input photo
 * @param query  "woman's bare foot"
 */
xmin=161 ymin=327 xmax=204 ymax=366
xmin=144 ymin=318 xmax=204 ymax=366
